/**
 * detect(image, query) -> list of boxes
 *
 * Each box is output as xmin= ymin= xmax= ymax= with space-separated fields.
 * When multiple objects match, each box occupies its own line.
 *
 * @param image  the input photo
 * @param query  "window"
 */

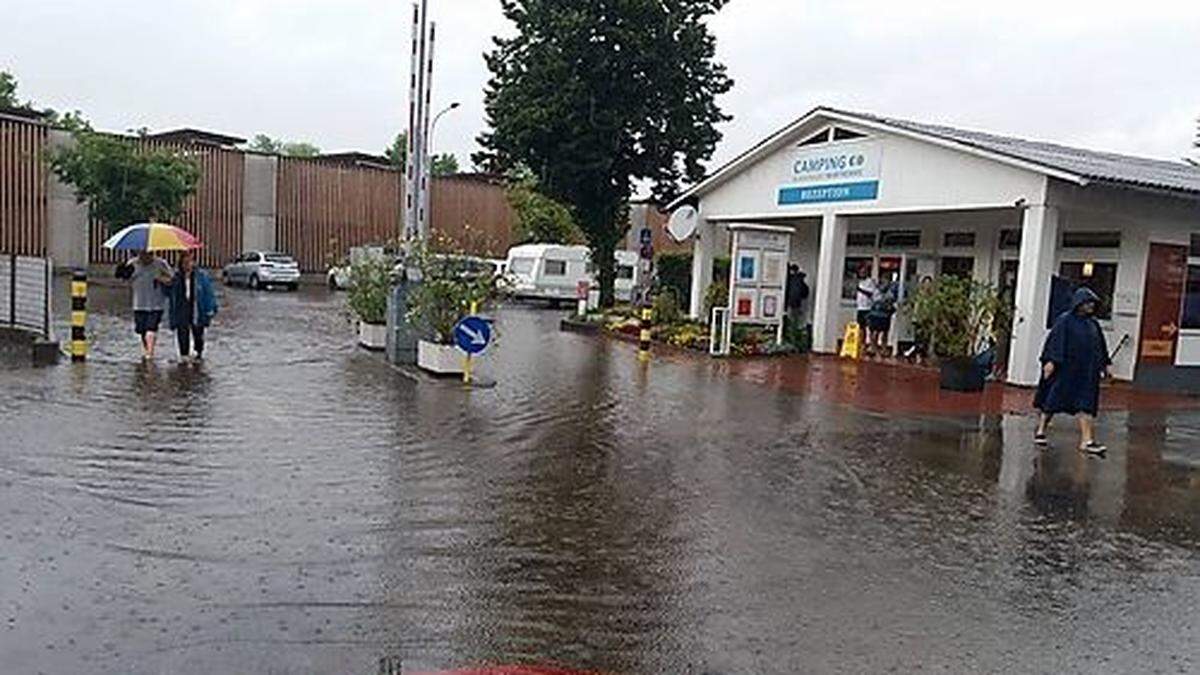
xmin=1183 ymin=266 xmax=1200 ymax=330
xmin=798 ymin=129 xmax=831 ymax=146
xmin=1190 ymin=233 xmax=1200 ymax=258
xmin=832 ymin=127 xmax=867 ymax=141
xmin=509 ymin=258 xmax=535 ymax=275
xmin=1062 ymin=231 xmax=1121 ymax=249
xmin=842 ymin=256 xmax=873 ymax=300
xmin=543 ymin=259 xmax=567 ymax=276
xmin=941 ymin=257 xmax=975 ymax=279
xmin=846 ymin=231 xmax=877 ymax=248
xmin=943 ymin=232 xmax=976 ymax=248
xmin=999 ymin=229 xmax=1023 ymax=250
xmin=1059 ymin=261 xmax=1117 ymax=320
xmin=616 ymin=265 xmax=634 ymax=280
xmin=879 ymin=230 xmax=922 ymax=249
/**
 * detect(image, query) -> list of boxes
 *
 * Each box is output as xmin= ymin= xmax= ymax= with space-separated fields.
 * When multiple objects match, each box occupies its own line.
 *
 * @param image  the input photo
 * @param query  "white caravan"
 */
xmin=505 ymin=244 xmax=641 ymax=304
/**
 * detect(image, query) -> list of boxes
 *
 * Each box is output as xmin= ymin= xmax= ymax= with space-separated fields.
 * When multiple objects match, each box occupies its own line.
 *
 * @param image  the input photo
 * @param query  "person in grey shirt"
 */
xmin=121 ymin=252 xmax=174 ymax=359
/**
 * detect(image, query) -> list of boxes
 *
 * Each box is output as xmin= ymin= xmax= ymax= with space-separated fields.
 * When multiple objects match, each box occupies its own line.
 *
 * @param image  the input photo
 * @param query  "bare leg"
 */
xmin=1078 ymin=414 xmax=1096 ymax=448
xmin=145 ymin=331 xmax=157 ymax=358
xmin=1035 ymin=413 xmax=1051 ymax=436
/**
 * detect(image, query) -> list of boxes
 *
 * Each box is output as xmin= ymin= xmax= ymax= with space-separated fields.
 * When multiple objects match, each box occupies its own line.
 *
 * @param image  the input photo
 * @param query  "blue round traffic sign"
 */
xmin=453 ymin=316 xmax=492 ymax=355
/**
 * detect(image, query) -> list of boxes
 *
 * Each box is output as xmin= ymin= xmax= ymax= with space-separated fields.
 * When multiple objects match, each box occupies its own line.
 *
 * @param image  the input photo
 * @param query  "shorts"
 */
xmin=868 ymin=314 xmax=892 ymax=333
xmin=856 ymin=310 xmax=871 ymax=328
xmin=134 ymin=310 xmax=163 ymax=335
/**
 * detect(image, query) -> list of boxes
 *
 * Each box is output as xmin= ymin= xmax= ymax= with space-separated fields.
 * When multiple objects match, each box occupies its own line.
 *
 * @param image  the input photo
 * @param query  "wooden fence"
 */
xmin=0 ymin=115 xmax=49 ymax=257
xmin=275 ymin=158 xmax=403 ymax=272
xmin=89 ymin=141 xmax=244 ymax=269
xmin=431 ymin=175 xmax=515 ymax=258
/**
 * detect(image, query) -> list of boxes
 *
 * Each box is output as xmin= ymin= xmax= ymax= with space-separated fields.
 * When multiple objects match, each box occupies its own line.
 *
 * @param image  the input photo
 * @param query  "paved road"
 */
xmin=1 ymin=284 xmax=1198 ymax=674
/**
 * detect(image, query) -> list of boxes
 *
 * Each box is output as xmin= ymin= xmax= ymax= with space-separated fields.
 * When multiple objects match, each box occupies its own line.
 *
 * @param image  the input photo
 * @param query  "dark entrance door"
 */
xmin=995 ymin=260 xmax=1019 ymax=374
xmin=1138 ymin=243 xmax=1188 ymax=366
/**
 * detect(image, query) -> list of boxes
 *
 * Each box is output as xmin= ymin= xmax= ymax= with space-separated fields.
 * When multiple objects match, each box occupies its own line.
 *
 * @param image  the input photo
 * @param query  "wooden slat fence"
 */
xmin=0 ymin=116 xmax=49 ymax=257
xmin=276 ymin=158 xmax=402 ymax=272
xmin=89 ymin=140 xmax=244 ymax=269
xmin=430 ymin=176 xmax=515 ymax=258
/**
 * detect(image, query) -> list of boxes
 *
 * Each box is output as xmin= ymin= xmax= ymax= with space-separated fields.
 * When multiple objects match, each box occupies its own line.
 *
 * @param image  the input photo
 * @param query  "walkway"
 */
xmin=718 ymin=353 xmax=1200 ymax=416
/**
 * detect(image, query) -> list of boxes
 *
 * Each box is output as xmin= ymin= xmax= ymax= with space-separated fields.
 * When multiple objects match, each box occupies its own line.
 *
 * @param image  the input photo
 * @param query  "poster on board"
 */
xmin=761 ymin=251 xmax=785 ymax=288
xmin=737 ymin=251 xmax=760 ymax=283
xmin=760 ymin=289 xmax=782 ymax=320
xmin=734 ymin=288 xmax=757 ymax=319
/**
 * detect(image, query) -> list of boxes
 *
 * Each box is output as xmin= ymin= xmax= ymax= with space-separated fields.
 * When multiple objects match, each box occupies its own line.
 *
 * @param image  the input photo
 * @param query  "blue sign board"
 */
xmin=454 ymin=316 xmax=492 ymax=355
xmin=778 ymin=180 xmax=880 ymax=206
xmin=640 ymin=227 xmax=653 ymax=245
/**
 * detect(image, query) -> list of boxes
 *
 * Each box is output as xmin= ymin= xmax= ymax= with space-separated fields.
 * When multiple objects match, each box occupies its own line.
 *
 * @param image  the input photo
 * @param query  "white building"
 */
xmin=671 ymin=107 xmax=1200 ymax=393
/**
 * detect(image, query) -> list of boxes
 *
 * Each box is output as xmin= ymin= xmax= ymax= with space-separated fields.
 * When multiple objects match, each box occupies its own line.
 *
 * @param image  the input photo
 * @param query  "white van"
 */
xmin=505 ymin=244 xmax=642 ymax=304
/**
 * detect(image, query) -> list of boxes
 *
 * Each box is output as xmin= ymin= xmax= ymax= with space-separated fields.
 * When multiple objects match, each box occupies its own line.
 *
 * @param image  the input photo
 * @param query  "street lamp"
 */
xmin=427 ymin=102 xmax=461 ymax=234
xmin=430 ymin=102 xmax=461 ymax=156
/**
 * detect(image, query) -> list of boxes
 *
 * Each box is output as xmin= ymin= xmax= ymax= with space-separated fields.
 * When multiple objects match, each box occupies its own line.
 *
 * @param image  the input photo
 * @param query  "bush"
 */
xmin=655 ymin=253 xmax=691 ymax=308
xmin=406 ymin=237 xmax=504 ymax=344
xmin=346 ymin=256 xmax=392 ymax=325
xmin=702 ymin=280 xmax=728 ymax=318
xmin=908 ymin=275 xmax=1010 ymax=359
xmin=652 ymin=288 xmax=683 ymax=325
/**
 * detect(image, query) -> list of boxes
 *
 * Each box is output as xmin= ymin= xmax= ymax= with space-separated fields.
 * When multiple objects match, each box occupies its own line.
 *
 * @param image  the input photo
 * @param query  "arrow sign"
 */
xmin=454 ymin=316 xmax=492 ymax=355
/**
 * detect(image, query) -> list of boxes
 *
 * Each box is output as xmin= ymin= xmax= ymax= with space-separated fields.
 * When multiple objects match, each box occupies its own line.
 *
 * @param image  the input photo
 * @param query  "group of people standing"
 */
xmin=853 ymin=264 xmax=900 ymax=358
xmin=119 ymin=251 xmax=218 ymax=362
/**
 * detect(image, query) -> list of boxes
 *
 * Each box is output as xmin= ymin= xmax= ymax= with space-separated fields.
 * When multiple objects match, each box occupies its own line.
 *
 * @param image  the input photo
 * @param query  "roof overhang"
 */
xmin=666 ymin=107 xmax=1089 ymax=211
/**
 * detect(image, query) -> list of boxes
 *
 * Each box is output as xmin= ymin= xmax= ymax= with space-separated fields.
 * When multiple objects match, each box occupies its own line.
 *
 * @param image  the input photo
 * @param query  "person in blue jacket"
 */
xmin=166 ymin=251 xmax=218 ymax=362
xmin=1033 ymin=287 xmax=1111 ymax=453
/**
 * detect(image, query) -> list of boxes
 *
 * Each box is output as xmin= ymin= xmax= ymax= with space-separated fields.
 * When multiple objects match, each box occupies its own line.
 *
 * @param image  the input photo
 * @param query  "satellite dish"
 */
xmin=667 ymin=205 xmax=698 ymax=242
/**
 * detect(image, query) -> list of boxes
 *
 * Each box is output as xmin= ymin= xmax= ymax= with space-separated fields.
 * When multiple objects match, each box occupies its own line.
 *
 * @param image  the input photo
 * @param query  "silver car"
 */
xmin=222 ymin=251 xmax=301 ymax=291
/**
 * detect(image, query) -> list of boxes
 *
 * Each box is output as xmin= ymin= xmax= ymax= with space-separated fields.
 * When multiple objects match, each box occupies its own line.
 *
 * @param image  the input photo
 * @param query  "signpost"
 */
xmin=453 ymin=311 xmax=492 ymax=384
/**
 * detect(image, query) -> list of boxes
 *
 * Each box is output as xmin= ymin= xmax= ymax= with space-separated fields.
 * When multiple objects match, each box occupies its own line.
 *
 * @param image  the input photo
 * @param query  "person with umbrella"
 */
xmin=165 ymin=250 xmax=217 ymax=362
xmin=1033 ymin=287 xmax=1111 ymax=454
xmin=104 ymin=223 xmax=202 ymax=361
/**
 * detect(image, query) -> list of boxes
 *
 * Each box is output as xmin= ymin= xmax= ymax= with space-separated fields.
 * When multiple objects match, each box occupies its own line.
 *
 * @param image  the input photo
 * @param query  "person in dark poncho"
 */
xmin=1033 ymin=287 xmax=1111 ymax=454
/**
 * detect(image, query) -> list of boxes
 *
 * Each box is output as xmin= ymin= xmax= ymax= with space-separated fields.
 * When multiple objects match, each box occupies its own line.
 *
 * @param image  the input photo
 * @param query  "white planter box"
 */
xmin=417 ymin=340 xmax=464 ymax=375
xmin=358 ymin=321 xmax=387 ymax=351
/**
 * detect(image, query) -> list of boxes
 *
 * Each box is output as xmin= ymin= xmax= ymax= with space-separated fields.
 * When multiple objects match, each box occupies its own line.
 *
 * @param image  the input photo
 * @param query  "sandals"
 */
xmin=1034 ymin=433 xmax=1049 ymax=447
xmin=1080 ymin=442 xmax=1107 ymax=455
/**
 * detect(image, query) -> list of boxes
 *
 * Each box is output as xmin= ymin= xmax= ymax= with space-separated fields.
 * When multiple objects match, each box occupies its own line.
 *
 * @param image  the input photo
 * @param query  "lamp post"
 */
xmin=426 ymin=102 xmax=460 ymax=235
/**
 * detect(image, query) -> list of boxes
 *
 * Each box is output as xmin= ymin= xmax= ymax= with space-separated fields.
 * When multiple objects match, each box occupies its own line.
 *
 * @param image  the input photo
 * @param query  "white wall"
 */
xmin=1049 ymin=181 xmax=1200 ymax=379
xmin=699 ymin=121 xmax=1045 ymax=220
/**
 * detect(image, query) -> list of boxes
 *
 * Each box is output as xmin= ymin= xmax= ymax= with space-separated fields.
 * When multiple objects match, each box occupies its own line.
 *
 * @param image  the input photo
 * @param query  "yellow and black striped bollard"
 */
xmin=638 ymin=306 xmax=652 ymax=361
xmin=70 ymin=269 xmax=87 ymax=362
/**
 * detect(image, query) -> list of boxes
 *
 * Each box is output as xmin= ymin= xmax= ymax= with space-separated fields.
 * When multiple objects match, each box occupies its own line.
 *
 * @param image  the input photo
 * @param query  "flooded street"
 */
xmin=3 ymin=284 xmax=1200 ymax=674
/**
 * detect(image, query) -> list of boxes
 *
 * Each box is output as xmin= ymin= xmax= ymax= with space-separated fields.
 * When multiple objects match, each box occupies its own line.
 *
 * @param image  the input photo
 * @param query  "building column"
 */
xmin=46 ymin=129 xmax=90 ymax=270
xmin=688 ymin=219 xmax=715 ymax=319
xmin=242 ymin=153 xmax=278 ymax=255
xmin=812 ymin=211 xmax=848 ymax=353
xmin=1006 ymin=204 xmax=1059 ymax=386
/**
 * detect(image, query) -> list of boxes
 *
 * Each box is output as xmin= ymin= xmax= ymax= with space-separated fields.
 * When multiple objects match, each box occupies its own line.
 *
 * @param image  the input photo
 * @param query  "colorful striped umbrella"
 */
xmin=102 ymin=222 xmax=203 ymax=251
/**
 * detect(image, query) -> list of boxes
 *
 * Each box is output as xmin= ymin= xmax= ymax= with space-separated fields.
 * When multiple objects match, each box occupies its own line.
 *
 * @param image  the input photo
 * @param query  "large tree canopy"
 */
xmin=475 ymin=0 xmax=732 ymax=304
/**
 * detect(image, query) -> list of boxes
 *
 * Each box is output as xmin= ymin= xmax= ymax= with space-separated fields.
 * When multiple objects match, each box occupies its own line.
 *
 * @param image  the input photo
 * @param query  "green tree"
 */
xmin=50 ymin=118 xmax=200 ymax=235
xmin=385 ymin=131 xmax=407 ymax=171
xmin=431 ymin=153 xmax=459 ymax=176
xmin=247 ymin=134 xmax=321 ymax=157
xmin=0 ymin=70 xmax=19 ymax=108
xmin=506 ymin=169 xmax=583 ymax=244
xmin=475 ymin=0 xmax=732 ymax=305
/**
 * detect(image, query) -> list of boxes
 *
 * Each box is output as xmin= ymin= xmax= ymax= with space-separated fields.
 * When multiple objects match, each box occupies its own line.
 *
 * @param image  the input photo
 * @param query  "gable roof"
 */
xmin=669 ymin=106 xmax=1200 ymax=209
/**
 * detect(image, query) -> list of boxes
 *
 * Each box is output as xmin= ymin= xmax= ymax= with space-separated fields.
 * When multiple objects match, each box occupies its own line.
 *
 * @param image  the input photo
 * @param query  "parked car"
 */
xmin=223 ymin=251 xmax=301 ymax=290
xmin=504 ymin=244 xmax=641 ymax=305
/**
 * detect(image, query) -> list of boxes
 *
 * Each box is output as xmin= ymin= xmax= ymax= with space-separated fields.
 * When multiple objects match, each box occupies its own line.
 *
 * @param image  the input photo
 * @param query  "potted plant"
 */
xmin=406 ymin=239 xmax=502 ymax=375
xmin=346 ymin=255 xmax=392 ymax=350
xmin=908 ymin=275 xmax=1010 ymax=392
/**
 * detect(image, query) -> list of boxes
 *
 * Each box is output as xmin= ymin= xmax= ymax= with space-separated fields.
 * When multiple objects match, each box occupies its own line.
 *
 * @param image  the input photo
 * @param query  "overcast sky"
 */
xmin=4 ymin=0 xmax=1198 ymax=172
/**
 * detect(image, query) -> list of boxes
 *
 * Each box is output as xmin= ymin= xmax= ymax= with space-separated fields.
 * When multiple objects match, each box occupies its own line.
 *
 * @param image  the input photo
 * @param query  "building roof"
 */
xmin=841 ymin=109 xmax=1200 ymax=195
xmin=317 ymin=151 xmax=395 ymax=169
xmin=669 ymin=106 xmax=1200 ymax=209
xmin=145 ymin=128 xmax=247 ymax=147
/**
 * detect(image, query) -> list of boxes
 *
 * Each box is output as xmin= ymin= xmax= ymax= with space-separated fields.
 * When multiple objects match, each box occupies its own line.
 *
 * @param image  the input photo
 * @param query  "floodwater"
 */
xmin=2 ymin=283 xmax=1199 ymax=674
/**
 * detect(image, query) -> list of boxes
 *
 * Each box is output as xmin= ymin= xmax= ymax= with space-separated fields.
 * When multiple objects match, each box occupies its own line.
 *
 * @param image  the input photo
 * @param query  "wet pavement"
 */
xmin=2 ymin=282 xmax=1199 ymax=674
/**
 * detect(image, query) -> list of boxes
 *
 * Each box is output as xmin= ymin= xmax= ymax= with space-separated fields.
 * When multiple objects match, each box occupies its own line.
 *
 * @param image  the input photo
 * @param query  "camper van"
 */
xmin=505 ymin=244 xmax=641 ymax=304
